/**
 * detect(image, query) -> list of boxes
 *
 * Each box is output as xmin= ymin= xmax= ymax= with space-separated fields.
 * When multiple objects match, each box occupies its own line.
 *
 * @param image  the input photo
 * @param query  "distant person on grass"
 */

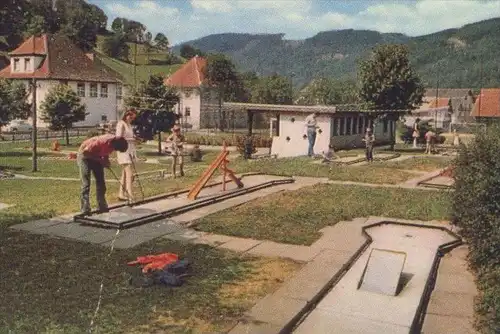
xmin=77 ymin=134 xmax=128 ymax=215
xmin=304 ymin=112 xmax=320 ymax=157
xmin=424 ymin=130 xmax=436 ymax=154
xmin=166 ymin=124 xmax=185 ymax=178
xmin=363 ymin=127 xmax=375 ymax=162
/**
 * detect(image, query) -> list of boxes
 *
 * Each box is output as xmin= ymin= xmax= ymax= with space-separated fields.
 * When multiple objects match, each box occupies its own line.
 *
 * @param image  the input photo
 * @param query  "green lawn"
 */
xmin=1 ymin=227 xmax=299 ymax=333
xmin=228 ymin=156 xmax=416 ymax=184
xmin=373 ymin=156 xmax=453 ymax=172
xmin=194 ymin=183 xmax=451 ymax=245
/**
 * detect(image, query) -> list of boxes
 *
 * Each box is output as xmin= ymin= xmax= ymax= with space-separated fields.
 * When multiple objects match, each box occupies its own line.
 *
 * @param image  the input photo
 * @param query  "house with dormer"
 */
xmin=0 ymin=34 xmax=126 ymax=128
xmin=164 ymin=55 xmax=208 ymax=130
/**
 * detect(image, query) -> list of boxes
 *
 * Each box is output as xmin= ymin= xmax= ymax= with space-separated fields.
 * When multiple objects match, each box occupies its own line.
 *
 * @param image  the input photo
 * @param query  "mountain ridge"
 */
xmin=172 ymin=17 xmax=500 ymax=89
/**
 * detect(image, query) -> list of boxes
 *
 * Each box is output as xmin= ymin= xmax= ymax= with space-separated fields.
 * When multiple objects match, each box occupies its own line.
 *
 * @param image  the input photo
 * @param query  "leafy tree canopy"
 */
xmin=358 ymin=44 xmax=424 ymax=111
xmin=40 ymin=84 xmax=87 ymax=144
xmin=0 ymin=79 xmax=31 ymax=126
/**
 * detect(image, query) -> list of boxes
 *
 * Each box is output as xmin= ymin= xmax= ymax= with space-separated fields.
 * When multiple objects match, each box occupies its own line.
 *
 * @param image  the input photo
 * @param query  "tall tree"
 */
xmin=40 ymin=84 xmax=87 ymax=145
xmin=0 ymin=79 xmax=31 ymax=138
xmin=180 ymin=44 xmax=203 ymax=59
xmin=203 ymin=54 xmax=241 ymax=131
xmin=154 ymin=33 xmax=169 ymax=50
xmin=125 ymin=74 xmax=179 ymax=153
xmin=111 ymin=17 xmax=124 ymax=34
xmin=144 ymin=31 xmax=153 ymax=64
xmin=251 ymin=74 xmax=293 ymax=105
xmin=296 ymin=78 xmax=359 ymax=105
xmin=100 ymin=33 xmax=129 ymax=60
xmin=358 ymin=44 xmax=424 ymax=149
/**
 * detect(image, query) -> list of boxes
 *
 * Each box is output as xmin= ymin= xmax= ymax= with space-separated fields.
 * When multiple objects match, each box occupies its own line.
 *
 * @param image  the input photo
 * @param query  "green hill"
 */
xmin=96 ymin=51 xmax=182 ymax=87
xmin=94 ymin=35 xmax=183 ymax=87
xmin=172 ymin=17 xmax=500 ymax=89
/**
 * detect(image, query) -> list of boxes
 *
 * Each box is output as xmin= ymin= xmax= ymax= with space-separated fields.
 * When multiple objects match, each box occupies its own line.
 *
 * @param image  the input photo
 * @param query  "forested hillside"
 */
xmin=173 ymin=18 xmax=500 ymax=89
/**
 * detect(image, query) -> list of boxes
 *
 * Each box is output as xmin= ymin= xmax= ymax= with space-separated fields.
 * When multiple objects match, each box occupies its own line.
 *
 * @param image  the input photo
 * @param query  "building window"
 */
xmin=184 ymin=107 xmax=191 ymax=116
xmin=24 ymin=58 xmax=31 ymax=71
xmin=339 ymin=117 xmax=345 ymax=136
xmin=383 ymin=119 xmax=388 ymax=133
xmin=116 ymin=84 xmax=122 ymax=100
xmin=352 ymin=117 xmax=358 ymax=135
xmin=332 ymin=118 xmax=339 ymax=136
xmin=13 ymin=58 xmax=20 ymax=71
xmin=77 ymin=83 xmax=85 ymax=97
xmin=101 ymin=115 xmax=108 ymax=122
xmin=90 ymin=83 xmax=98 ymax=97
xmin=100 ymin=83 xmax=108 ymax=98
xmin=346 ymin=117 xmax=352 ymax=135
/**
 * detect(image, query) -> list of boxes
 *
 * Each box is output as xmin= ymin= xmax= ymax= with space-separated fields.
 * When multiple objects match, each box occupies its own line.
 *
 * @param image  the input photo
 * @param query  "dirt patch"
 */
xmin=218 ymin=258 xmax=302 ymax=309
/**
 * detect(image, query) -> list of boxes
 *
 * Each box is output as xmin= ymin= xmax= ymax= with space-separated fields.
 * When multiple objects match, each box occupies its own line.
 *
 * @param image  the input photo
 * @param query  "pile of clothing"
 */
xmin=128 ymin=253 xmax=191 ymax=288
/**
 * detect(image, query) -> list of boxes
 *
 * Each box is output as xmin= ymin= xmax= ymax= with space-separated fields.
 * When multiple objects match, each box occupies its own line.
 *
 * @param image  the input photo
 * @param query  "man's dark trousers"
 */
xmin=365 ymin=146 xmax=373 ymax=162
xmin=77 ymin=154 xmax=108 ymax=214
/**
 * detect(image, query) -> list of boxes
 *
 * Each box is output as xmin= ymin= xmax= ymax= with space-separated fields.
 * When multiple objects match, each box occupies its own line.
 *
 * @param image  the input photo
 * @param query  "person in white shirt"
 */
xmin=304 ymin=112 xmax=319 ymax=157
xmin=115 ymin=108 xmax=138 ymax=201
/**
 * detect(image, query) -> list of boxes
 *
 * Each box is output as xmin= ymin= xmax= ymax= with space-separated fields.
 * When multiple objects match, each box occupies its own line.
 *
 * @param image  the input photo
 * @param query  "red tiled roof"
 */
xmin=471 ymin=88 xmax=500 ymax=118
xmin=428 ymin=97 xmax=450 ymax=108
xmin=164 ymin=56 xmax=206 ymax=88
xmin=0 ymin=34 xmax=121 ymax=83
xmin=9 ymin=35 xmax=46 ymax=55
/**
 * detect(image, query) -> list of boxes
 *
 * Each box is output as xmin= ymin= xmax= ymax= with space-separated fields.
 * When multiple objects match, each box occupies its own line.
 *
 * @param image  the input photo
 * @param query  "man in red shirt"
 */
xmin=77 ymin=134 xmax=128 ymax=214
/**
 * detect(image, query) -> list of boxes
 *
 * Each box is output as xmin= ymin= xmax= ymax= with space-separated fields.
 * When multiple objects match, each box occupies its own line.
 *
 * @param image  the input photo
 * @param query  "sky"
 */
xmin=87 ymin=0 xmax=500 ymax=45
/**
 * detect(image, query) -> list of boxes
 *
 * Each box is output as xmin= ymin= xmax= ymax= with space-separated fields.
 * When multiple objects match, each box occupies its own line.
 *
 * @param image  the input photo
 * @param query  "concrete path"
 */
xmin=9 ymin=175 xmax=329 ymax=250
xmin=295 ymin=224 xmax=458 ymax=334
xmin=421 ymin=245 xmax=479 ymax=334
xmin=0 ymin=203 xmax=13 ymax=210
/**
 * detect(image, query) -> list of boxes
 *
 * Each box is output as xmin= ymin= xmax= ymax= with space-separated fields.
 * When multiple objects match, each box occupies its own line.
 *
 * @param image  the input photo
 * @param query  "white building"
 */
xmin=164 ymin=55 xmax=206 ymax=130
xmin=0 ymin=34 xmax=126 ymax=128
xmin=223 ymin=103 xmax=397 ymax=158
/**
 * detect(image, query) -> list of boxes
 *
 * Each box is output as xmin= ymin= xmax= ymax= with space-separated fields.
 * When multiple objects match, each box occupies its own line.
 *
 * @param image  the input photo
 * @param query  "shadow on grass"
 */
xmin=0 ymin=227 xmax=257 ymax=333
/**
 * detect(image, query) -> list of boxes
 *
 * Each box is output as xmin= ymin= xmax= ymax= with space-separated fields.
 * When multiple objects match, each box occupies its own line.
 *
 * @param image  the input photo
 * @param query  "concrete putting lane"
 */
xmin=294 ymin=224 xmax=458 ymax=334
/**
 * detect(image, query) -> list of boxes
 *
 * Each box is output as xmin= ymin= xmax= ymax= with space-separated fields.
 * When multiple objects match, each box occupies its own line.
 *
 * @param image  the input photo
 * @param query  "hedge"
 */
xmin=451 ymin=124 xmax=500 ymax=333
xmin=183 ymin=133 xmax=272 ymax=148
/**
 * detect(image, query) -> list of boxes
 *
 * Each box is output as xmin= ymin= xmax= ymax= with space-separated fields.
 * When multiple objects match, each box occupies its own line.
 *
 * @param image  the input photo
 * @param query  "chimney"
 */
xmin=85 ymin=53 xmax=94 ymax=61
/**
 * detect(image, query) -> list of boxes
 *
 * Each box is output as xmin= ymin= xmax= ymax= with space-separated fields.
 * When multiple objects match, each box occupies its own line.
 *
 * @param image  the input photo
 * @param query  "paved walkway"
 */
xmin=422 ymin=245 xmax=479 ymax=334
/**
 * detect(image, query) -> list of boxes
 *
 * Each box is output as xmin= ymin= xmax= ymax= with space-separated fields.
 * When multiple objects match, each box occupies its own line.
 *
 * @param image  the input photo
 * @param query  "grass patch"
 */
xmin=97 ymin=52 xmax=181 ymax=86
xmin=0 ymin=228 xmax=300 ymax=333
xmin=373 ymin=156 xmax=453 ymax=172
xmin=229 ymin=157 xmax=415 ymax=184
xmin=194 ymin=184 xmax=451 ymax=245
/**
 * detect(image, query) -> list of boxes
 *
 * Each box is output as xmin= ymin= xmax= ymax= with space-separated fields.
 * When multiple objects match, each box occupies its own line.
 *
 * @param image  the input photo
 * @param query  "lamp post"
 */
xmin=289 ymin=72 xmax=295 ymax=105
xmin=434 ymin=64 xmax=439 ymax=130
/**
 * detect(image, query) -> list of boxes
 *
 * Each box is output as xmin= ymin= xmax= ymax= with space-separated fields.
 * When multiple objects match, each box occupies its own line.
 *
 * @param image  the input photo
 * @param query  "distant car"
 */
xmin=3 ymin=120 xmax=33 ymax=132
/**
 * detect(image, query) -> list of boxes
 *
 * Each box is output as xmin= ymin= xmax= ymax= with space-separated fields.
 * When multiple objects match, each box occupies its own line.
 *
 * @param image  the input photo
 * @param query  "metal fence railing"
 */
xmin=0 ymin=128 xmax=94 ymax=142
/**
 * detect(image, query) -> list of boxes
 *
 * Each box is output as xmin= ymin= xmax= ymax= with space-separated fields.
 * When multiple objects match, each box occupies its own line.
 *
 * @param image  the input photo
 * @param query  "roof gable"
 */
xmin=471 ymin=88 xmax=500 ymax=118
xmin=164 ymin=56 xmax=207 ymax=88
xmin=0 ymin=34 xmax=121 ymax=83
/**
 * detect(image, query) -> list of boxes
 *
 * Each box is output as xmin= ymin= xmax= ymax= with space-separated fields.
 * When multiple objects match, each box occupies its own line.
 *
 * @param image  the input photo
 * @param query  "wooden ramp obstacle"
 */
xmin=187 ymin=142 xmax=244 ymax=200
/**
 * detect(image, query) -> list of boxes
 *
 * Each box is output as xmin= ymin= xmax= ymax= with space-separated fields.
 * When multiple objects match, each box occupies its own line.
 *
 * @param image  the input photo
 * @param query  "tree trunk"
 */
xmin=218 ymin=89 xmax=224 ymax=132
xmin=157 ymin=131 xmax=162 ymax=155
xmin=65 ymin=127 xmax=69 ymax=146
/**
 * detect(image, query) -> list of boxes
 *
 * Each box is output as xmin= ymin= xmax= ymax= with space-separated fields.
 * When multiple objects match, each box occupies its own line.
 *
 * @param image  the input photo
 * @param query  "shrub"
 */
xmin=184 ymin=133 xmax=272 ymax=148
xmin=235 ymin=135 xmax=257 ymax=157
xmin=451 ymin=124 xmax=500 ymax=333
xmin=399 ymin=119 xmax=443 ymax=144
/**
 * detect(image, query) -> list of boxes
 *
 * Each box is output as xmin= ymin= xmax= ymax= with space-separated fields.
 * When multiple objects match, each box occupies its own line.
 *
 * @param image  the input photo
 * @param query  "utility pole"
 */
xmin=434 ymin=68 xmax=439 ymax=130
xmin=31 ymin=35 xmax=38 ymax=172
xmin=134 ymin=41 xmax=138 ymax=89
xmin=478 ymin=60 xmax=483 ymax=118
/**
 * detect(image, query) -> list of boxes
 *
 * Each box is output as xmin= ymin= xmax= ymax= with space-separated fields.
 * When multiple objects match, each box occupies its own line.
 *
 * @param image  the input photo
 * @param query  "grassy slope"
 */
xmin=95 ymin=35 xmax=183 ymax=86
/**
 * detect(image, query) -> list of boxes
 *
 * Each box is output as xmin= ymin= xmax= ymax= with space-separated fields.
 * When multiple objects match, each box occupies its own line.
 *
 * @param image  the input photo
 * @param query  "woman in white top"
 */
xmin=115 ymin=108 xmax=138 ymax=201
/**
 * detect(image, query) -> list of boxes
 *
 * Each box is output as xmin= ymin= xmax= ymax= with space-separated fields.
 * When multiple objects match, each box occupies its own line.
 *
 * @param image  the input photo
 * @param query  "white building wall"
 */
xmin=271 ymin=113 xmax=393 ymax=158
xmin=20 ymin=80 xmax=120 ymax=128
xmin=271 ymin=113 xmax=332 ymax=158
xmin=175 ymin=88 xmax=201 ymax=129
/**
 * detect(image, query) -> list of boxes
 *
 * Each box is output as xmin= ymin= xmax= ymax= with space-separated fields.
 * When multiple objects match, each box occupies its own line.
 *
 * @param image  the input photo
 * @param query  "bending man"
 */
xmin=77 ymin=134 xmax=128 ymax=214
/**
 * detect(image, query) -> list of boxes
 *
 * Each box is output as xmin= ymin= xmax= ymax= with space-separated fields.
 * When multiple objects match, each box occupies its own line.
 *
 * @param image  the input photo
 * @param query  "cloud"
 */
xmin=103 ymin=0 xmax=500 ymax=45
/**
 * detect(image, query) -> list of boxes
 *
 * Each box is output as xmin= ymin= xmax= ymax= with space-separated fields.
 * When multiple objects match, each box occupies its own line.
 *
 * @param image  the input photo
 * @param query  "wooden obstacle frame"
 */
xmin=187 ymin=141 xmax=244 ymax=200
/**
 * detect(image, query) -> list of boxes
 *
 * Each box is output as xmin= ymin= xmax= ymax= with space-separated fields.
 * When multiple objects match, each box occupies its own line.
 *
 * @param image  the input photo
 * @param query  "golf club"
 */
xmin=130 ymin=153 xmax=145 ymax=202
